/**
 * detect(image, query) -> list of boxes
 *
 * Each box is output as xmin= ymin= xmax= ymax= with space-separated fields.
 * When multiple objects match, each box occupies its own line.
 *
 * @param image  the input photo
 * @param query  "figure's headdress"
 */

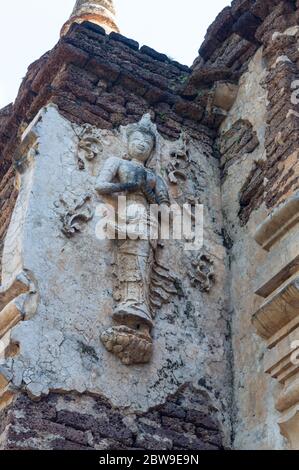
xmin=126 ymin=114 xmax=157 ymax=148
xmin=122 ymin=114 xmax=162 ymax=171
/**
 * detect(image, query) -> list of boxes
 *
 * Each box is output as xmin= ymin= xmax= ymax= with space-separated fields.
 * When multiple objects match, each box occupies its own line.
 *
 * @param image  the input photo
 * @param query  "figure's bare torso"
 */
xmin=96 ymin=157 xmax=168 ymax=204
xmin=117 ymin=159 xmax=156 ymax=189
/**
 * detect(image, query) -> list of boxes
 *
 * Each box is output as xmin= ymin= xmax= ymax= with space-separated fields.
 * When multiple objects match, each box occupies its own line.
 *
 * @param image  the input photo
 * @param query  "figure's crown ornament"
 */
xmin=126 ymin=114 xmax=157 ymax=144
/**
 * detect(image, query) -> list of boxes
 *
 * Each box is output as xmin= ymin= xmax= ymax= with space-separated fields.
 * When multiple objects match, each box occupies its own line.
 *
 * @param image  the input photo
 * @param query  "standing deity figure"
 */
xmin=96 ymin=115 xmax=169 ymax=365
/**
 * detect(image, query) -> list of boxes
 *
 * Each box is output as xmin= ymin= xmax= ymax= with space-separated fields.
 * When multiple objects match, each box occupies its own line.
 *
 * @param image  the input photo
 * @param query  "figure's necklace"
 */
xmin=131 ymin=159 xmax=145 ymax=168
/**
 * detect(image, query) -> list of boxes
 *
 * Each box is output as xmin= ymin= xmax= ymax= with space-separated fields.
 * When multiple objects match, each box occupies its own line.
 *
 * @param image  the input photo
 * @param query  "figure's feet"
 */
xmin=113 ymin=301 xmax=154 ymax=330
xmin=100 ymin=325 xmax=153 ymax=365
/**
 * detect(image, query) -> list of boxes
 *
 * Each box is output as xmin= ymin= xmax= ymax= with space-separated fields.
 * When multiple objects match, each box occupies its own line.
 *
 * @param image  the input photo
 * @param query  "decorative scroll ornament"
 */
xmin=58 ymin=194 xmax=94 ymax=238
xmin=79 ymin=136 xmax=103 ymax=161
xmin=167 ymin=132 xmax=190 ymax=185
xmin=188 ymin=250 xmax=215 ymax=293
xmin=77 ymin=125 xmax=103 ymax=169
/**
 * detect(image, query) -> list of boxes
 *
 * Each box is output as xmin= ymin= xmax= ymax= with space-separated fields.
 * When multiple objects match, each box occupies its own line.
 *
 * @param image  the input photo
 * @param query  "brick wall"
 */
xmin=0 ymin=385 xmax=223 ymax=450
xmin=1 ymin=0 xmax=299 ymax=450
xmin=0 ymin=21 xmax=218 ymax=272
xmin=191 ymin=0 xmax=299 ymax=224
xmin=237 ymin=0 xmax=299 ymax=223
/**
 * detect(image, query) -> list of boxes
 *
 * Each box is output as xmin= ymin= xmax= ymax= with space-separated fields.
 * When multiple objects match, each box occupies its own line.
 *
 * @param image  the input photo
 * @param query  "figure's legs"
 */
xmin=100 ymin=242 xmax=154 ymax=365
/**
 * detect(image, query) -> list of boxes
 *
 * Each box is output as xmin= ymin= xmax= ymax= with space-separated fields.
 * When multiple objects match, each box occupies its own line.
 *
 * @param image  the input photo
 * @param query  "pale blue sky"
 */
xmin=0 ymin=0 xmax=229 ymax=108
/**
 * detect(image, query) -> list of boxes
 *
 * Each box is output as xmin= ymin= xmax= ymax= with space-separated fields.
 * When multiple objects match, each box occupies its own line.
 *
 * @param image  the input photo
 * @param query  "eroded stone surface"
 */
xmin=0 ymin=105 xmax=230 ymax=446
xmin=220 ymin=47 xmax=287 ymax=450
xmin=2 ymin=0 xmax=299 ymax=452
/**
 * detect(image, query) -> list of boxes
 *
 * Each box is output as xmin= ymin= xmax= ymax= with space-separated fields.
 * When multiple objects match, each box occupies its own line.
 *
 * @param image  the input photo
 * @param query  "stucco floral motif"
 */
xmin=188 ymin=250 xmax=215 ymax=293
xmin=58 ymin=194 xmax=94 ymax=238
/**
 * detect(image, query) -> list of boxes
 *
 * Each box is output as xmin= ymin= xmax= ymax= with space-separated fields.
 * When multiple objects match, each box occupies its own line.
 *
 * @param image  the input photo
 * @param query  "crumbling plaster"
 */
xmin=220 ymin=47 xmax=288 ymax=449
xmin=0 ymin=105 xmax=232 ymax=444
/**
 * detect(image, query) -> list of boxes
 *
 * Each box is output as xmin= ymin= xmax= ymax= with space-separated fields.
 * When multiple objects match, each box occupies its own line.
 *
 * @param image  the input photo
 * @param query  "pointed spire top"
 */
xmin=62 ymin=0 xmax=119 ymax=36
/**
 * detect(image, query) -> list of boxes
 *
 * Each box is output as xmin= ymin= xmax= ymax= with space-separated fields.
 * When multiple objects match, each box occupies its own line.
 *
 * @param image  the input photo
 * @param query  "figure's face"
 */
xmin=128 ymin=131 xmax=154 ymax=163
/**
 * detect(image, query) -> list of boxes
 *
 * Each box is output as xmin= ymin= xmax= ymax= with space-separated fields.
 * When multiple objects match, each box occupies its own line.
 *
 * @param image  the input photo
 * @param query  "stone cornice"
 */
xmin=254 ymin=192 xmax=299 ymax=251
xmin=253 ymin=276 xmax=299 ymax=339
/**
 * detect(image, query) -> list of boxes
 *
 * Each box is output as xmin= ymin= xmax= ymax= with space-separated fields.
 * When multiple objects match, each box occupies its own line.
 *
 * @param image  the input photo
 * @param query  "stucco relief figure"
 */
xmin=96 ymin=115 xmax=170 ymax=365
